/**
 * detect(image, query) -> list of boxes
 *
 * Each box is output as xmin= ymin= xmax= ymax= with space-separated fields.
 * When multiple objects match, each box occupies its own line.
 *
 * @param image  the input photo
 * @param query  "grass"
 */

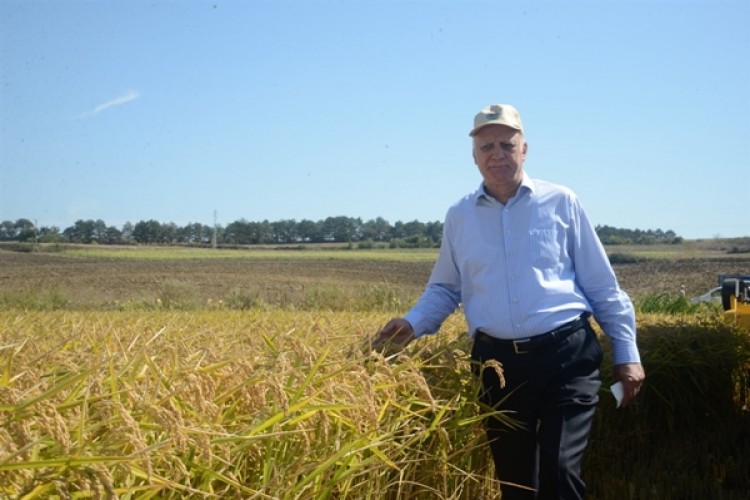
xmin=0 ymin=282 xmax=421 ymax=313
xmin=606 ymin=237 xmax=750 ymax=259
xmin=634 ymin=291 xmax=721 ymax=315
xmin=53 ymin=245 xmax=441 ymax=263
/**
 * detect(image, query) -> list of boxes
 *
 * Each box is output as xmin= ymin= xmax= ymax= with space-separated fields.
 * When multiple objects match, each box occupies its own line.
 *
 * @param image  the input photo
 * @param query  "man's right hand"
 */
xmin=370 ymin=318 xmax=415 ymax=352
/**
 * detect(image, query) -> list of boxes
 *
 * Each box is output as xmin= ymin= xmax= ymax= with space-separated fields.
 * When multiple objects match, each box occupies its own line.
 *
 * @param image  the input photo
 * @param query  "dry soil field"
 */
xmin=1 ymin=242 xmax=749 ymax=308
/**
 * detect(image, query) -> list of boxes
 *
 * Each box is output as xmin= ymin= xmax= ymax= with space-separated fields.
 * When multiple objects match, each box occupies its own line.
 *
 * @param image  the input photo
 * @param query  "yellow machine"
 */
xmin=721 ymin=277 xmax=750 ymax=331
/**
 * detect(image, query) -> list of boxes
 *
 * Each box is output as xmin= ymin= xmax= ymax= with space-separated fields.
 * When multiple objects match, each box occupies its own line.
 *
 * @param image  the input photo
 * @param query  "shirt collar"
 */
xmin=474 ymin=172 xmax=535 ymax=204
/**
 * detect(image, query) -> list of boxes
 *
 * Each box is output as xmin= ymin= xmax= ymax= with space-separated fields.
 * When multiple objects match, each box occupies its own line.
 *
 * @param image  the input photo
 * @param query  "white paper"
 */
xmin=610 ymin=381 xmax=624 ymax=408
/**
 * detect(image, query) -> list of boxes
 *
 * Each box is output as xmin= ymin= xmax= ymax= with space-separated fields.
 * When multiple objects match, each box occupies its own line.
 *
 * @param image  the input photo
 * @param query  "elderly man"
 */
xmin=372 ymin=104 xmax=645 ymax=499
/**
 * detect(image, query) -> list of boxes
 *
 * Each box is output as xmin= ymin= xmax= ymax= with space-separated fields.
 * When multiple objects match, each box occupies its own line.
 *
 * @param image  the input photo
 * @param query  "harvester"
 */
xmin=720 ymin=275 xmax=750 ymax=330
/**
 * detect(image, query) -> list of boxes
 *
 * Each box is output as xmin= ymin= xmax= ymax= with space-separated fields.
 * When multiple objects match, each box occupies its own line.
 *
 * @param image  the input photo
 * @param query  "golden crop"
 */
xmin=0 ymin=310 xmax=503 ymax=499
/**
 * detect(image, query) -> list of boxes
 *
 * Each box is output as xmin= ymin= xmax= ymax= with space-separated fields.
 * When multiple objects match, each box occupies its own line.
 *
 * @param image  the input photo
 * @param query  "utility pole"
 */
xmin=212 ymin=210 xmax=218 ymax=250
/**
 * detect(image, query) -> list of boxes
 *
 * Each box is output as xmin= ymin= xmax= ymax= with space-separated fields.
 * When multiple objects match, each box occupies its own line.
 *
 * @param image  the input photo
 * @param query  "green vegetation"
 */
xmin=607 ymin=252 xmax=648 ymax=265
xmin=0 ymin=217 xmax=445 ymax=247
xmin=0 ymin=242 xmax=439 ymax=262
xmin=635 ymin=292 xmax=720 ymax=315
xmin=62 ymin=245 xmax=439 ymax=262
xmin=596 ymin=224 xmax=682 ymax=245
xmin=0 ymin=287 xmax=70 ymax=311
xmin=588 ymin=315 xmax=750 ymax=497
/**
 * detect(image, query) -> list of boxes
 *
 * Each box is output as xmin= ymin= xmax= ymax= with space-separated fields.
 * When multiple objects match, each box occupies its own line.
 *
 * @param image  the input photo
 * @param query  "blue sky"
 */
xmin=1 ymin=0 xmax=748 ymax=240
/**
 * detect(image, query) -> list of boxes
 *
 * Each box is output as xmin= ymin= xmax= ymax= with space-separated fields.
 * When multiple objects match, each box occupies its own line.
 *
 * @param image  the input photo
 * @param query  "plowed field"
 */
xmin=1 ymin=247 xmax=749 ymax=307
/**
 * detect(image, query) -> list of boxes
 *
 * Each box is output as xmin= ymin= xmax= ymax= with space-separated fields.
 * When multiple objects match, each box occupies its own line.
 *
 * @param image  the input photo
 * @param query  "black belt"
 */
xmin=476 ymin=314 xmax=589 ymax=354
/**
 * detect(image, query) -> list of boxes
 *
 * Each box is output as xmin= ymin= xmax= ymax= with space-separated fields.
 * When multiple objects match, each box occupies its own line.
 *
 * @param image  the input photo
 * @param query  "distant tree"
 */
xmin=86 ymin=219 xmax=107 ymax=243
xmin=322 ymin=216 xmax=359 ymax=243
xmin=223 ymin=219 xmax=248 ymax=244
xmin=362 ymin=217 xmax=391 ymax=242
xmin=0 ymin=220 xmax=15 ymax=240
xmin=402 ymin=220 xmax=426 ymax=239
xmin=297 ymin=219 xmax=323 ymax=243
xmin=181 ymin=222 xmax=212 ymax=245
xmin=160 ymin=222 xmax=179 ymax=244
xmin=103 ymin=226 xmax=123 ymax=244
xmin=132 ymin=220 xmax=162 ymax=244
xmin=425 ymin=221 xmax=443 ymax=245
xmin=391 ymin=220 xmax=409 ymax=240
xmin=63 ymin=219 xmax=96 ymax=243
xmin=246 ymin=220 xmax=272 ymax=244
xmin=271 ymin=219 xmax=298 ymax=243
xmin=38 ymin=226 xmax=64 ymax=243
xmin=14 ymin=218 xmax=36 ymax=242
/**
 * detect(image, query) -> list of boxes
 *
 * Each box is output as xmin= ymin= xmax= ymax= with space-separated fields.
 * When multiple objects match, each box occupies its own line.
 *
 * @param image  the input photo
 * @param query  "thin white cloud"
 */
xmin=81 ymin=90 xmax=140 ymax=118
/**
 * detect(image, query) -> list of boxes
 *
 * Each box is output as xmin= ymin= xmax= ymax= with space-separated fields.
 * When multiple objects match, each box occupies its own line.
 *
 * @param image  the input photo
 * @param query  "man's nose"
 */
xmin=491 ymin=147 xmax=506 ymax=159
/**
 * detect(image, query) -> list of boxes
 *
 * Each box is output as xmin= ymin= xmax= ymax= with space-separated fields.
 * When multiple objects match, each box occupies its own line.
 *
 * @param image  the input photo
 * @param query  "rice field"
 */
xmin=1 ymin=309 xmax=506 ymax=498
xmin=1 ymin=245 xmax=749 ymax=498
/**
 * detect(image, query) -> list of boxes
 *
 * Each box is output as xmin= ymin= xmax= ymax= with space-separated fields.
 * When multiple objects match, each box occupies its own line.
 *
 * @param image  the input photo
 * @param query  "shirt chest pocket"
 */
xmin=522 ymin=228 xmax=562 ymax=269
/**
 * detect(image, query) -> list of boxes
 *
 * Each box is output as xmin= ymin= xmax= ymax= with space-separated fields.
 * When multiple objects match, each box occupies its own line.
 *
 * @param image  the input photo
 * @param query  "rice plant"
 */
xmin=0 ymin=310 xmax=502 ymax=498
xmin=2 ymin=309 xmax=748 ymax=498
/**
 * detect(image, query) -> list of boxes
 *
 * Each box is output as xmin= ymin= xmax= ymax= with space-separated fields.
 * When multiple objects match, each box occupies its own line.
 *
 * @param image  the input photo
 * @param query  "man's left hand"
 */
xmin=613 ymin=363 xmax=645 ymax=408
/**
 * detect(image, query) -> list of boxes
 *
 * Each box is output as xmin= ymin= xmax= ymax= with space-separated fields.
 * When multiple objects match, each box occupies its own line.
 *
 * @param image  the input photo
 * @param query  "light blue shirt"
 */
xmin=404 ymin=174 xmax=640 ymax=365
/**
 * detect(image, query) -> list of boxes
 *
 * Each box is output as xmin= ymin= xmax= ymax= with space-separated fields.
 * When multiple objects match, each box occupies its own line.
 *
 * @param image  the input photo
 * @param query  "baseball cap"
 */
xmin=469 ymin=104 xmax=524 ymax=136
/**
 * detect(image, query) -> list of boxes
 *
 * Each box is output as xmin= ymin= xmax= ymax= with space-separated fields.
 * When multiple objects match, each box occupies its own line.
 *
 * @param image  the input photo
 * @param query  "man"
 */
xmin=371 ymin=104 xmax=645 ymax=499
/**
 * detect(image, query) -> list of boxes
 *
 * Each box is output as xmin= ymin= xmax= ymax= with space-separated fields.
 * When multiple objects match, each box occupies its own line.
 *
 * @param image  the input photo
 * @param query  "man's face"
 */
xmin=472 ymin=124 xmax=527 ymax=201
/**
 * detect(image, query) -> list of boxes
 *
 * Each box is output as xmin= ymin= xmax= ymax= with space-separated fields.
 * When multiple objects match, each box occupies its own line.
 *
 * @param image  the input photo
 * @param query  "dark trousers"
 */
xmin=470 ymin=319 xmax=602 ymax=500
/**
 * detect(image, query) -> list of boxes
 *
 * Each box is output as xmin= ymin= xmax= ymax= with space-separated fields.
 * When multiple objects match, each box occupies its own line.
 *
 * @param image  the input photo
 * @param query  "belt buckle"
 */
xmin=513 ymin=339 xmax=530 ymax=354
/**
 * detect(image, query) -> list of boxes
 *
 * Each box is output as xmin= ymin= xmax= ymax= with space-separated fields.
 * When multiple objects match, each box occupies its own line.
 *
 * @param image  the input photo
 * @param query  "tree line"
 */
xmin=0 ymin=218 xmax=682 ymax=247
xmin=0 ymin=217 xmax=444 ymax=248
xmin=594 ymin=225 xmax=682 ymax=245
